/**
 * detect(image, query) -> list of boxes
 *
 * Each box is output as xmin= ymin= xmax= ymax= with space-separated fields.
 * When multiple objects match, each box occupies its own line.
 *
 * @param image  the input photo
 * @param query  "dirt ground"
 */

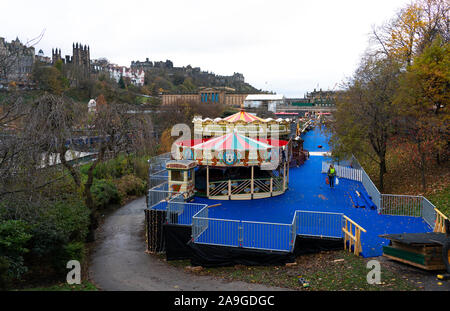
xmin=378 ymin=256 xmax=450 ymax=291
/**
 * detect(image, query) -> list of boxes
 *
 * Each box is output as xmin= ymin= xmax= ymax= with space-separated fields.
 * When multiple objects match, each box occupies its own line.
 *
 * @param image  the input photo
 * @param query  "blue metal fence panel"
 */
xmin=295 ymin=211 xmax=344 ymax=238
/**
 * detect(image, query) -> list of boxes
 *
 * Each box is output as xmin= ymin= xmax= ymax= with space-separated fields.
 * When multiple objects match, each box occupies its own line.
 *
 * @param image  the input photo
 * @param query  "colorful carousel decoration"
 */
xmin=173 ymin=131 xmax=290 ymax=200
xmin=193 ymin=109 xmax=292 ymax=140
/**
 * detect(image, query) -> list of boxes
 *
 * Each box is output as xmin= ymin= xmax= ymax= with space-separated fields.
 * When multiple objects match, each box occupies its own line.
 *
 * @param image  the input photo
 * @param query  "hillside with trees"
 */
xmin=328 ymin=0 xmax=449 ymax=214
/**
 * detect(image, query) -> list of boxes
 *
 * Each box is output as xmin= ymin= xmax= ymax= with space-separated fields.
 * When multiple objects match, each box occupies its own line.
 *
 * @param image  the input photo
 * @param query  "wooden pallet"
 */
xmin=383 ymin=242 xmax=449 ymax=271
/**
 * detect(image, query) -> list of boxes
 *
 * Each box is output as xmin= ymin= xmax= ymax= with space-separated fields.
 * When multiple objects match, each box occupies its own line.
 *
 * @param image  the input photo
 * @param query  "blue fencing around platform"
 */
xmin=147 ymin=189 xmax=207 ymax=225
xmin=295 ymin=211 xmax=344 ymax=238
xmin=322 ymin=158 xmax=440 ymax=231
xmin=241 ymin=221 xmax=292 ymax=251
xmin=192 ymin=207 xmax=345 ymax=252
xmin=167 ymin=201 xmax=207 ymax=225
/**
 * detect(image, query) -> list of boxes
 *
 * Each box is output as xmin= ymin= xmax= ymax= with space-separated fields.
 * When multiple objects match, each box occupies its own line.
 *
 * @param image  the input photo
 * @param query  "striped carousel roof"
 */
xmin=222 ymin=109 xmax=264 ymax=123
xmin=176 ymin=135 xmax=289 ymax=150
xmin=190 ymin=132 xmax=275 ymax=151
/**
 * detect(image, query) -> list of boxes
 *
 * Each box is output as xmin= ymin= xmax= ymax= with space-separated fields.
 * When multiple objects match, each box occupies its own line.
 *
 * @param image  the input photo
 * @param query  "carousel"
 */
xmin=166 ymin=109 xmax=304 ymax=200
xmin=193 ymin=108 xmax=292 ymax=140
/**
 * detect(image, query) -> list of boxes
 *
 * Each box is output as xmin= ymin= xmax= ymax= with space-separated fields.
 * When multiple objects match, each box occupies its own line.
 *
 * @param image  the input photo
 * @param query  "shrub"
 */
xmin=51 ymin=242 xmax=85 ymax=275
xmin=0 ymin=220 xmax=32 ymax=281
xmin=0 ymin=256 xmax=10 ymax=290
xmin=91 ymin=179 xmax=120 ymax=209
xmin=114 ymin=175 xmax=147 ymax=203
xmin=27 ymin=199 xmax=90 ymax=276
xmin=129 ymin=157 xmax=150 ymax=181
xmin=81 ymin=155 xmax=132 ymax=180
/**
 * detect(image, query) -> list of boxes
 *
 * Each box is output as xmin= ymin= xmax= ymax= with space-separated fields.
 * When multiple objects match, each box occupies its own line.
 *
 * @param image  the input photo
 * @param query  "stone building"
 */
xmin=162 ymin=87 xmax=249 ymax=107
xmin=131 ymin=58 xmax=173 ymax=70
xmin=0 ymin=37 xmax=35 ymax=84
xmin=51 ymin=42 xmax=91 ymax=80
xmin=35 ymin=49 xmax=51 ymax=64
xmin=109 ymin=66 xmax=145 ymax=86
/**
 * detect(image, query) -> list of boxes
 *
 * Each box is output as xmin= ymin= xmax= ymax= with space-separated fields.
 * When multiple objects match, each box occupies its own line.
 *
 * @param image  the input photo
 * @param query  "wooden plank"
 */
xmin=392 ymin=241 xmax=442 ymax=255
xmin=383 ymin=246 xmax=426 ymax=266
xmin=343 ymin=215 xmax=367 ymax=232
xmin=383 ymin=254 xmax=445 ymax=271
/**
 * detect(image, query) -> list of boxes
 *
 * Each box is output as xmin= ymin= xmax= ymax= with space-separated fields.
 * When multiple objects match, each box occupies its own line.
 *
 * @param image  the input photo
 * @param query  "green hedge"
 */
xmin=114 ymin=175 xmax=147 ymax=203
xmin=0 ymin=220 xmax=32 ymax=288
xmin=91 ymin=179 xmax=120 ymax=209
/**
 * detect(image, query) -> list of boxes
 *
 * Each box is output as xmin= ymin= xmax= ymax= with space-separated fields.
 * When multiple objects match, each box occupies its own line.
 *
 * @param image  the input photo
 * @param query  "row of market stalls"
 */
xmin=165 ymin=109 xmax=306 ymax=200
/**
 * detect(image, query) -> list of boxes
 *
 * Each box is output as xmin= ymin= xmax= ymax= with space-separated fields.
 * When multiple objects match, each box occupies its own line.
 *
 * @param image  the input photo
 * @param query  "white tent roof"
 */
xmin=245 ymin=94 xmax=284 ymax=101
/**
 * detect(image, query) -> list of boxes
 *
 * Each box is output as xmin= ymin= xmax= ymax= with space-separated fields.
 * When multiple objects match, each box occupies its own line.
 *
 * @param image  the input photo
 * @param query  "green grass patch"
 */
xmin=428 ymin=186 xmax=450 ymax=218
xmin=162 ymin=251 xmax=419 ymax=291
xmin=19 ymin=281 xmax=98 ymax=291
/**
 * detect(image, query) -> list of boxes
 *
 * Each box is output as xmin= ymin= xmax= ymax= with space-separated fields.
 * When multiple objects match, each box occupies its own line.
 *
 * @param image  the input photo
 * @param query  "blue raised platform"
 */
xmin=191 ymin=126 xmax=432 ymax=257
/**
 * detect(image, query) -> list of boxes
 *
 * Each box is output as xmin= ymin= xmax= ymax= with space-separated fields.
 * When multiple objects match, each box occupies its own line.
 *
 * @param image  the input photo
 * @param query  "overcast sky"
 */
xmin=2 ymin=0 xmax=409 ymax=97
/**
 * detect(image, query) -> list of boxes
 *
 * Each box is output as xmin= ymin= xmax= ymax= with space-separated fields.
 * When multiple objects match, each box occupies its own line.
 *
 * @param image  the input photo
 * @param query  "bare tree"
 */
xmin=0 ymin=31 xmax=45 ymax=84
xmin=23 ymin=94 xmax=155 ymax=239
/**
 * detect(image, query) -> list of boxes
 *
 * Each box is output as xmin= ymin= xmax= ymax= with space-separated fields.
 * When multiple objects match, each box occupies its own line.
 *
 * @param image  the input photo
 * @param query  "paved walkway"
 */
xmin=89 ymin=197 xmax=288 ymax=291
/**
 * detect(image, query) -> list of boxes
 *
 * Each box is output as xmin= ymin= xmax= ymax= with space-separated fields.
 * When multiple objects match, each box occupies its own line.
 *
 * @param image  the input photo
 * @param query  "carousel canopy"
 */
xmin=175 ymin=132 xmax=289 ymax=166
xmin=191 ymin=132 xmax=273 ymax=151
xmin=192 ymin=109 xmax=292 ymax=124
xmin=176 ymin=133 xmax=289 ymax=151
xmin=222 ymin=109 xmax=264 ymax=123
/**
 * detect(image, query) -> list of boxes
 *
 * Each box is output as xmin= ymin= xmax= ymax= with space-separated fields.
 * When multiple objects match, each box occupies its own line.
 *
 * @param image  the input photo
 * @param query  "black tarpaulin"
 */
xmin=293 ymin=236 xmax=344 ymax=256
xmin=163 ymin=224 xmax=193 ymax=261
xmin=188 ymin=241 xmax=295 ymax=267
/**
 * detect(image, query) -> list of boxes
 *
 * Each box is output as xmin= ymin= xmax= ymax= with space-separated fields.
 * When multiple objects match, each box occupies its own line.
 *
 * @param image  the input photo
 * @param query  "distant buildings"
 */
xmin=36 ymin=49 xmax=51 ymax=64
xmin=92 ymin=60 xmax=145 ymax=87
xmin=131 ymin=57 xmax=246 ymax=88
xmin=0 ymin=36 xmax=248 ymax=90
xmin=244 ymin=94 xmax=285 ymax=113
xmin=286 ymin=89 xmax=337 ymax=108
xmin=109 ymin=66 xmax=145 ymax=86
xmin=51 ymin=42 xmax=91 ymax=81
xmin=131 ymin=58 xmax=173 ymax=70
xmin=162 ymin=87 xmax=249 ymax=107
xmin=0 ymin=37 xmax=35 ymax=85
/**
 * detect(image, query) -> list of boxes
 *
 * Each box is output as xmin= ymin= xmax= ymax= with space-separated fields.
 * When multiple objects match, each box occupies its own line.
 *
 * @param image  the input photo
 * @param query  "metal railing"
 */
xmin=147 ymin=182 xmax=179 ymax=209
xmin=380 ymin=194 xmax=423 ymax=217
xmin=167 ymin=201 xmax=207 ymax=225
xmin=422 ymin=197 xmax=438 ymax=228
xmin=148 ymin=152 xmax=171 ymax=188
xmin=191 ymin=207 xmax=348 ymax=253
xmin=294 ymin=211 xmax=344 ymax=239
xmin=361 ymin=169 xmax=382 ymax=212
xmin=241 ymin=221 xmax=292 ymax=251
xmin=329 ymin=156 xmax=444 ymax=232
xmin=149 ymin=167 xmax=169 ymax=188
xmin=193 ymin=217 xmax=241 ymax=247
xmin=208 ymin=177 xmax=284 ymax=199
xmin=321 ymin=162 xmax=363 ymax=182
xmin=192 ymin=206 xmax=209 ymax=241
xmin=322 ymin=159 xmax=381 ymax=211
